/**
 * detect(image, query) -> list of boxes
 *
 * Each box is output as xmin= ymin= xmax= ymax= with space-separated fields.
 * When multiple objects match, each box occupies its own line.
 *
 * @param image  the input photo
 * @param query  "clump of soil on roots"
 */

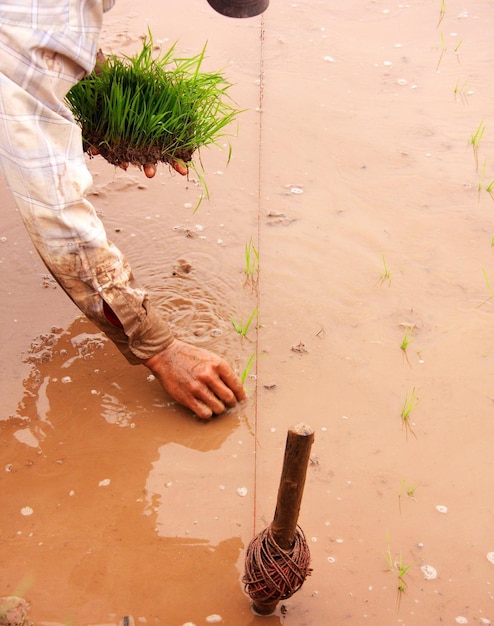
xmin=85 ymin=138 xmax=192 ymax=178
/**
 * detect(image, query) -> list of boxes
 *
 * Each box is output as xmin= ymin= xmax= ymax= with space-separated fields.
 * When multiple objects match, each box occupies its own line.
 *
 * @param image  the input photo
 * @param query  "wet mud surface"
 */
xmin=2 ymin=1 xmax=494 ymax=624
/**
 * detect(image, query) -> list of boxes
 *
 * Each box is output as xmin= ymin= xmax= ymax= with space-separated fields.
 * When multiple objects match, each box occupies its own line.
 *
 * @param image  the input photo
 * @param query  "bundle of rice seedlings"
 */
xmin=66 ymin=35 xmax=239 ymax=179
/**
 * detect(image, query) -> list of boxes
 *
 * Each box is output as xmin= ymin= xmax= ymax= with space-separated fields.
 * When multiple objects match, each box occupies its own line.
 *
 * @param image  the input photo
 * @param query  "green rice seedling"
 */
xmin=483 ymin=268 xmax=493 ymax=295
xmin=470 ymin=120 xmax=486 ymax=171
xmin=454 ymin=38 xmax=464 ymax=62
xmin=245 ymin=237 xmax=259 ymax=276
xmin=436 ymin=32 xmax=447 ymax=70
xmin=379 ymin=255 xmax=392 ymax=286
xmin=400 ymin=324 xmax=413 ymax=365
xmin=400 ymin=324 xmax=414 ymax=365
xmin=477 ymin=158 xmax=489 ymax=202
xmin=66 ymin=34 xmax=239 ymax=181
xmin=477 ymin=268 xmax=494 ymax=308
xmin=400 ymin=388 xmax=418 ymax=440
xmin=400 ymin=328 xmax=412 ymax=351
xmin=486 ymin=179 xmax=494 ymax=201
xmin=395 ymin=554 xmax=412 ymax=610
xmin=383 ymin=534 xmax=412 ymax=612
xmin=453 ymin=77 xmax=470 ymax=104
xmin=232 ymin=307 xmax=258 ymax=337
xmin=241 ymin=352 xmax=256 ymax=385
xmin=398 ymin=477 xmax=417 ymax=513
xmin=437 ymin=0 xmax=446 ymax=27
xmin=383 ymin=536 xmax=394 ymax=572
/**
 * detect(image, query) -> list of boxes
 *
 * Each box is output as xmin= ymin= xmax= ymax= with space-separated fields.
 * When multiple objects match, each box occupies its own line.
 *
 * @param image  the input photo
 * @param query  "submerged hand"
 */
xmin=144 ymin=339 xmax=246 ymax=419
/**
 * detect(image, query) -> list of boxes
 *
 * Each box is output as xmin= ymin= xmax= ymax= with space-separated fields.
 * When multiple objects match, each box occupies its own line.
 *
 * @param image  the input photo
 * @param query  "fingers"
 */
xmin=191 ymin=390 xmax=225 ymax=420
xmin=171 ymin=160 xmax=188 ymax=176
xmin=217 ymin=362 xmax=247 ymax=402
xmin=187 ymin=397 xmax=214 ymax=421
xmin=198 ymin=361 xmax=246 ymax=410
xmin=179 ymin=369 xmax=245 ymax=420
xmin=188 ymin=374 xmax=239 ymax=420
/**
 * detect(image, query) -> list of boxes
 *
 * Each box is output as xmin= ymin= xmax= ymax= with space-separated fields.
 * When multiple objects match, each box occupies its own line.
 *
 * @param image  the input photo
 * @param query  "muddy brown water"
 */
xmin=2 ymin=1 xmax=494 ymax=624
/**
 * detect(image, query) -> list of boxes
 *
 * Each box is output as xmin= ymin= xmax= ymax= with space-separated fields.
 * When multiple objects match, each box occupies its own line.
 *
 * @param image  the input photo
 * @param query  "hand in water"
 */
xmin=145 ymin=339 xmax=246 ymax=419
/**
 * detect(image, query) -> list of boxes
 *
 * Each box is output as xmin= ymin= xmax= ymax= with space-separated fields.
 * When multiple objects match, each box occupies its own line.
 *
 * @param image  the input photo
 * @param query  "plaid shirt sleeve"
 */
xmin=0 ymin=0 xmax=174 ymax=364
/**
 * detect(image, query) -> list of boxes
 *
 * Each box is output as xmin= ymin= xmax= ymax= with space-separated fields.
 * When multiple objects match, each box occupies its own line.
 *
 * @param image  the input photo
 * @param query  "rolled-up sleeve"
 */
xmin=0 ymin=0 xmax=174 ymax=364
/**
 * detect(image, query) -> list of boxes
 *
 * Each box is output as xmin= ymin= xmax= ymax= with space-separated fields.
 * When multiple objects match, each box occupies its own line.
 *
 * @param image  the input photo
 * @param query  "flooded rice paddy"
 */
xmin=1 ymin=0 xmax=494 ymax=624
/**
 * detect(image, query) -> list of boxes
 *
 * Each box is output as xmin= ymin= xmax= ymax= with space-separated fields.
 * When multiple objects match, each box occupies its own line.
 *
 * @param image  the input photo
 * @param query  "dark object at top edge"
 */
xmin=206 ymin=0 xmax=269 ymax=18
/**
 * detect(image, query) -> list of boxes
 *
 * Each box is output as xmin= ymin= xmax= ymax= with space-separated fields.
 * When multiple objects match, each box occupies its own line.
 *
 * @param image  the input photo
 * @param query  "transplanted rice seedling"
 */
xmin=379 ymin=256 xmax=392 ymax=286
xmin=66 ymin=34 xmax=239 ymax=180
xmin=437 ymin=0 xmax=446 ymax=27
xmin=454 ymin=38 xmax=464 ymax=63
xmin=241 ymin=352 xmax=256 ymax=385
xmin=400 ymin=324 xmax=414 ymax=365
xmin=400 ymin=388 xmax=418 ymax=440
xmin=398 ymin=477 xmax=417 ymax=513
xmin=477 ymin=158 xmax=488 ymax=201
xmin=232 ymin=307 xmax=258 ymax=337
xmin=454 ymin=77 xmax=470 ymax=104
xmin=436 ymin=32 xmax=447 ymax=70
xmin=395 ymin=556 xmax=412 ymax=610
xmin=487 ymin=179 xmax=494 ymax=200
xmin=477 ymin=267 xmax=494 ymax=308
xmin=470 ymin=120 xmax=486 ymax=171
xmin=383 ymin=534 xmax=412 ymax=612
xmin=483 ymin=268 xmax=493 ymax=295
xmin=244 ymin=237 xmax=259 ymax=277
xmin=400 ymin=328 xmax=412 ymax=351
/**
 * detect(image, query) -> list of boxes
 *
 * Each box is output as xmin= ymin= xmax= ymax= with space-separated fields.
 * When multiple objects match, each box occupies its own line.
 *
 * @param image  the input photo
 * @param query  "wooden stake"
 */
xmin=252 ymin=422 xmax=314 ymax=615
xmin=271 ymin=422 xmax=314 ymax=549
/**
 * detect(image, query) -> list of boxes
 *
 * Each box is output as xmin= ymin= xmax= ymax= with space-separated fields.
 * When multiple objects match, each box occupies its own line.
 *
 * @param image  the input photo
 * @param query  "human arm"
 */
xmin=0 ymin=8 xmax=245 ymax=418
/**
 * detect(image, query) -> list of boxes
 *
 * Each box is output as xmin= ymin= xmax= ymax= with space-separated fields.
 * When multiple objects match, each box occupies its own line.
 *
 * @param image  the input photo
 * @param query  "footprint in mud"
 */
xmin=266 ymin=210 xmax=297 ymax=226
xmin=172 ymin=258 xmax=194 ymax=276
